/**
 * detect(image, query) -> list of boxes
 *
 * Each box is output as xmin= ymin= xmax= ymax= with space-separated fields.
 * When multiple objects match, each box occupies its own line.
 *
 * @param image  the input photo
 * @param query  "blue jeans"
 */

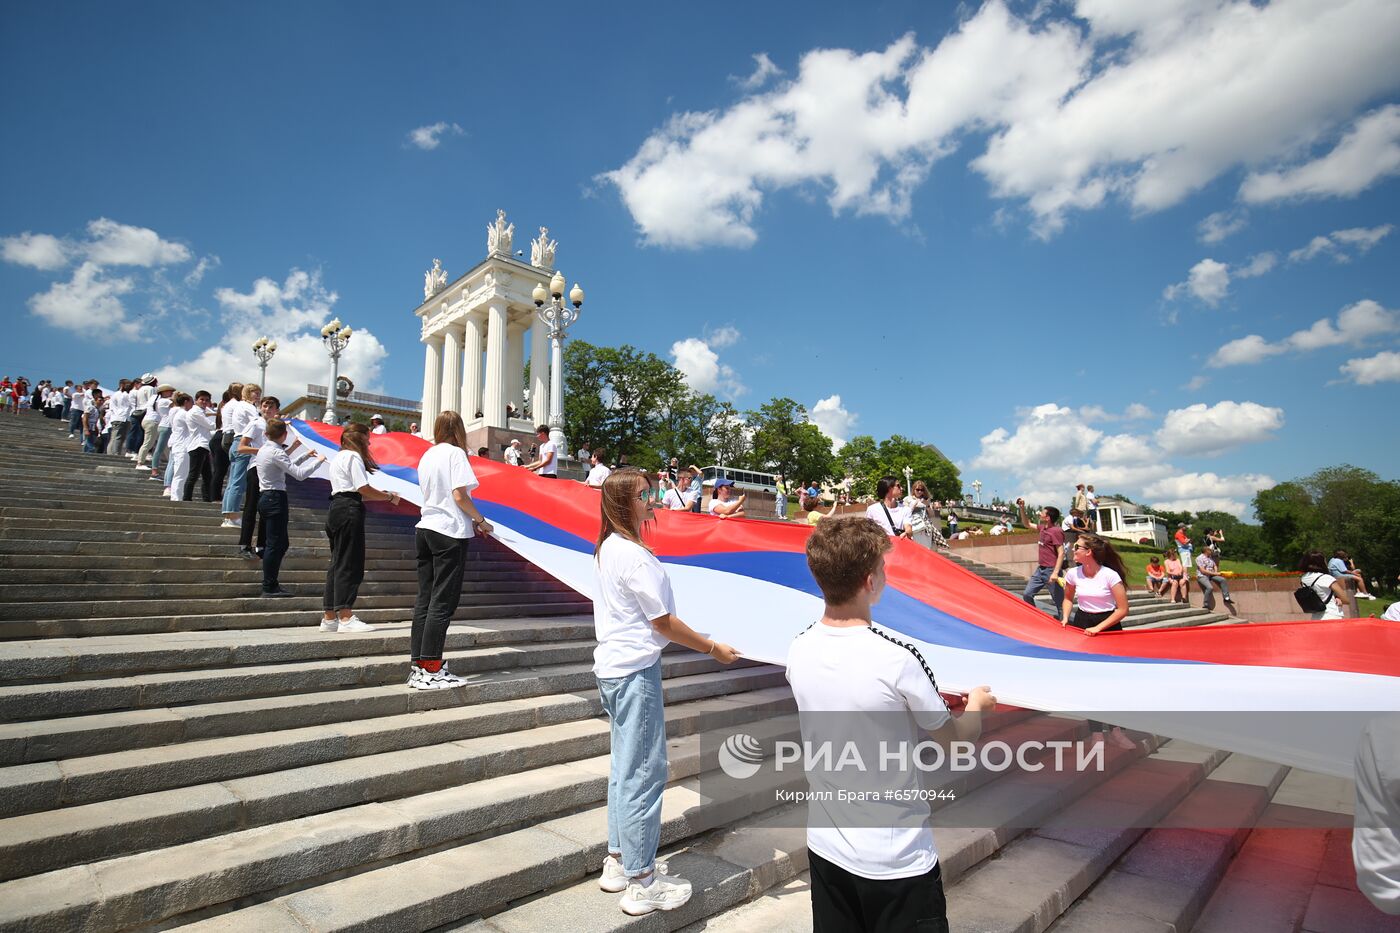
xmin=223 ymin=452 xmax=251 ymax=513
xmin=597 ymin=660 xmax=667 ymax=876
xmin=68 ymin=408 xmax=84 ymax=435
xmin=150 ymin=426 xmax=172 ymax=473
xmin=1022 ymin=565 xmax=1064 ymax=617
xmin=775 ymin=494 xmax=787 ymax=519
xmin=126 ymin=419 xmax=145 ymax=454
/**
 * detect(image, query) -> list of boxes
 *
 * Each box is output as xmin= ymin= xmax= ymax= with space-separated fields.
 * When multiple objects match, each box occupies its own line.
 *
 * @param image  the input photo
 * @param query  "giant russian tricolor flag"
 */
xmin=289 ymin=421 xmax=1400 ymax=777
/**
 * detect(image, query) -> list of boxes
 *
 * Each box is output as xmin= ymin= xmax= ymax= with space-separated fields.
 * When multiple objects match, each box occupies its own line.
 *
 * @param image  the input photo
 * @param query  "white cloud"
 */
xmin=1181 ymin=375 xmax=1209 ymax=391
xmin=1097 ymin=433 xmax=1156 ymax=465
xmin=706 ymin=325 xmax=741 ymax=348
xmin=1164 ymin=258 xmax=1231 ymax=305
xmin=28 ymin=262 xmax=141 ymax=339
xmin=406 ymin=122 xmax=465 ymax=150
xmin=1235 ymin=252 xmax=1277 ymax=278
xmin=83 ymin=218 xmax=191 ymax=267
xmin=1197 ymin=209 xmax=1247 ymax=244
xmin=1210 ymin=299 xmax=1400 ymax=366
xmin=975 ymin=399 xmax=1286 ymax=518
xmin=1240 ymin=104 xmax=1400 ymax=203
xmin=1142 ymin=471 xmax=1277 ymax=502
xmin=1339 ymin=349 xmax=1400 ymax=384
xmin=1 ymin=232 xmax=70 ymax=270
xmin=1079 ymin=403 xmax=1152 ymax=423
xmin=970 ymin=403 xmax=1103 ymax=472
xmin=159 ymin=268 xmax=387 ymax=403
xmin=810 ymin=394 xmax=858 ymax=449
xmin=1146 ymin=497 xmax=1260 ymax=520
xmin=1123 ymin=402 xmax=1153 ymax=421
xmin=670 ymin=336 xmax=746 ymax=398
xmin=1154 ymin=401 xmax=1284 ymax=457
xmin=730 ymin=52 xmax=783 ymax=91
xmin=1209 ymin=334 xmax=1286 ymax=367
xmin=1288 ymin=224 xmax=1392 ymax=263
xmin=607 ymin=1 xmax=1400 ymax=247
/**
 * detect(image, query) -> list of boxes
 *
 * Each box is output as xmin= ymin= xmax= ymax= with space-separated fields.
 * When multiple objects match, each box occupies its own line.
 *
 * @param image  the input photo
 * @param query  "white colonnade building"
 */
xmin=413 ymin=211 xmax=568 ymax=454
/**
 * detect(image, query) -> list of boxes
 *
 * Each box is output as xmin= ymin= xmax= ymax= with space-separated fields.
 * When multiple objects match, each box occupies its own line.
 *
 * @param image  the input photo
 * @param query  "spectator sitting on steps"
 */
xmin=1194 ymin=546 xmax=1235 ymax=612
xmin=708 ymin=478 xmax=746 ymax=518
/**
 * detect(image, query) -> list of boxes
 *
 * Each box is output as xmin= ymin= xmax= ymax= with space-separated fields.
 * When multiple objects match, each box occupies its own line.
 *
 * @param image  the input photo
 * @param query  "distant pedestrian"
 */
xmin=865 ymin=476 xmax=912 ymax=538
xmin=505 ymin=438 xmax=523 ymax=466
xmin=1194 ymin=547 xmax=1234 ymax=611
xmin=774 ymin=473 xmax=788 ymax=520
xmin=1016 ymin=498 xmax=1065 ymax=617
xmin=523 ymin=425 xmax=557 ymax=477
xmin=1297 ymin=550 xmax=1350 ymax=621
xmin=585 ymin=449 xmax=611 ymax=487
xmin=369 ymin=414 xmax=387 ymax=434
xmin=1174 ymin=522 xmax=1193 ymax=567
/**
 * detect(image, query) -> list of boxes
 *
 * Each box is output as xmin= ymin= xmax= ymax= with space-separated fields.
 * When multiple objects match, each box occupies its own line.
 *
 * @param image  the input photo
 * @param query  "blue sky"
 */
xmin=2 ymin=0 xmax=1397 ymax=516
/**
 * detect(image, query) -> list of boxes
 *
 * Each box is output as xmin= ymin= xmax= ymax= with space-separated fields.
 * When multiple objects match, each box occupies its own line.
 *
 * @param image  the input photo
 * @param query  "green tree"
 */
xmin=1253 ymin=481 xmax=1321 ymax=569
xmin=837 ymin=435 xmax=880 ymax=496
xmin=876 ymin=435 xmax=960 ymax=501
xmin=709 ymin=401 xmax=751 ymax=467
xmin=561 ymin=340 xmax=687 ymax=463
xmin=746 ymin=397 xmax=838 ymax=485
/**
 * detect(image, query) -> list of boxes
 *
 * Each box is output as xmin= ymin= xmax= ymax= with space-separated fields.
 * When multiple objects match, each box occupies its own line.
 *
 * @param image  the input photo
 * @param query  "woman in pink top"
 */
xmin=1162 ymin=549 xmax=1186 ymax=604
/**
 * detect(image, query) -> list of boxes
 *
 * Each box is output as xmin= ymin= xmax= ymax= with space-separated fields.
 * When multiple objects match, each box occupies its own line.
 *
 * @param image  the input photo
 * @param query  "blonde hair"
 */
xmin=595 ymin=469 xmax=653 ymax=556
xmin=241 ymin=383 xmax=262 ymax=402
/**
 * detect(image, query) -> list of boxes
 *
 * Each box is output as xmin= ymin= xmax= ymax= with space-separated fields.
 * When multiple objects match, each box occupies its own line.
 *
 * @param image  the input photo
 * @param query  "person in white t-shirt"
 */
xmin=144 ymin=385 xmax=176 ymax=476
xmin=1353 ymin=715 xmax=1400 ymax=915
xmin=409 ymin=411 xmax=495 ymax=690
xmin=235 ymin=395 xmax=283 ymax=559
xmin=1297 ymin=550 xmax=1350 ymax=621
xmin=659 ymin=468 xmax=699 ymax=510
xmin=164 ymin=393 xmax=194 ymax=499
xmin=220 ymin=384 xmax=261 ymax=525
xmin=105 ymin=379 xmax=136 ymax=455
xmin=504 ymin=438 xmax=523 ymax=466
xmin=584 ymin=449 xmax=611 ymax=487
xmin=178 ymin=391 xmax=217 ymax=503
xmin=707 ymin=478 xmax=746 ymax=518
xmin=369 ymin=414 xmax=388 ymax=434
xmin=864 ymin=475 xmax=912 ymax=538
xmin=1061 ymin=533 xmax=1136 ymax=751
xmin=523 ymin=425 xmax=557 ymax=477
xmin=592 ymin=468 xmax=740 ymax=915
xmin=321 ymin=425 xmax=401 ymax=634
xmin=787 ymin=516 xmax=995 ymax=932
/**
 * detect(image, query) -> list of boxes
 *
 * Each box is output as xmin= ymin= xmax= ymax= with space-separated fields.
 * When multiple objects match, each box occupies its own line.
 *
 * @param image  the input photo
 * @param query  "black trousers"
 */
xmin=239 ymin=467 xmax=267 ymax=550
xmin=258 ymin=490 xmax=290 ymax=591
xmin=809 ymin=850 xmax=948 ymax=933
xmin=183 ymin=447 xmax=214 ymax=502
xmin=411 ymin=528 xmax=467 ymax=662
xmin=324 ymin=494 xmax=366 ymax=612
xmin=209 ymin=431 xmax=230 ymax=499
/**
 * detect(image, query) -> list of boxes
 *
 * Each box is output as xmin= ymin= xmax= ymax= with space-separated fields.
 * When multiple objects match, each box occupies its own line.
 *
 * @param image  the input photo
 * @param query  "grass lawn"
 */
xmin=1090 ymin=539 xmax=1277 ymax=589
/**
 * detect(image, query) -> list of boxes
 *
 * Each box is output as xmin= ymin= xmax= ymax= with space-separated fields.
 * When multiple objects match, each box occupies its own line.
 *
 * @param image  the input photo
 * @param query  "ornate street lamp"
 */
xmin=532 ymin=271 xmax=583 ymax=454
xmin=320 ymin=318 xmax=352 ymax=424
xmin=972 ymin=479 xmax=983 ymax=505
xmin=252 ymin=336 xmax=277 ymax=390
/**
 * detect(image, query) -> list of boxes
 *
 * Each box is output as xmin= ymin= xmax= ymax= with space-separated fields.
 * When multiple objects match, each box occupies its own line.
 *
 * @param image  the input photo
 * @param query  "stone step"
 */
xmin=0 ymin=597 xmax=593 ymax=639
xmin=0 ymin=552 xmax=525 ymax=574
xmin=1048 ymin=751 xmax=1289 ymax=933
xmin=0 ymin=633 xmax=671 ymax=723
xmin=0 ymin=495 xmax=416 ymax=525
xmin=0 ymin=537 xmax=416 ymax=561
xmin=0 ymin=673 xmax=794 ymax=881
xmin=0 ymin=523 xmax=415 ymax=549
xmin=678 ymin=738 xmax=1206 ymax=933
xmin=0 ymin=617 xmax=595 ymax=684
xmin=0 ymin=587 xmax=588 ymax=622
xmin=0 ymin=722 xmax=804 ymax=931
xmin=0 ymin=656 xmax=776 ymax=820
xmin=0 ymin=576 xmax=574 ymax=604
xmin=0 ymin=653 xmax=765 ymax=765
xmin=169 ymin=714 xmax=1094 ymax=932
xmin=0 ymin=564 xmax=557 ymax=586
xmin=440 ymin=718 xmax=1150 ymax=933
xmin=0 ymin=510 xmax=413 ymax=537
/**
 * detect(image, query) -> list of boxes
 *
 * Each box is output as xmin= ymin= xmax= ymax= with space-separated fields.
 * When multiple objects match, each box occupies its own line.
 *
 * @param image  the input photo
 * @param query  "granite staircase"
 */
xmin=0 ymin=412 xmax=1390 ymax=932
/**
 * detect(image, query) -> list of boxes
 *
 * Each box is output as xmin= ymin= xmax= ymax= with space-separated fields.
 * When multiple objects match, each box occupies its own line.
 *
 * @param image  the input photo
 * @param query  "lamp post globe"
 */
xmin=320 ymin=320 xmax=352 ymax=424
xmin=252 ymin=336 xmax=277 ymax=391
xmin=533 ymin=271 xmax=584 ymax=454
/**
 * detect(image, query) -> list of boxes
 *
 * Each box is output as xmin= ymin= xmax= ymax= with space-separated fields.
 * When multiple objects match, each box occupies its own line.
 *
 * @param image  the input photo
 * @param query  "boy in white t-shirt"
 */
xmin=786 ymin=517 xmax=995 ymax=932
xmin=523 ymin=425 xmax=557 ymax=477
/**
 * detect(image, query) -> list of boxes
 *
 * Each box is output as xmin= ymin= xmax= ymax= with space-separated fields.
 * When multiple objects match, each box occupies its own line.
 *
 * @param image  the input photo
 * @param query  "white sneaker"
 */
xmin=219 ymin=519 xmax=237 ymax=528
xmin=337 ymin=616 xmax=374 ymax=633
xmin=1360 ymin=592 xmax=1377 ymax=599
xmin=600 ymin=856 xmax=667 ymax=893
xmin=134 ymin=463 xmax=147 ymax=470
xmin=319 ymin=619 xmax=340 ymax=633
xmin=161 ymin=488 xmax=171 ymax=497
xmin=408 ymin=666 xmax=467 ymax=690
xmin=619 ymin=871 xmax=692 ymax=916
